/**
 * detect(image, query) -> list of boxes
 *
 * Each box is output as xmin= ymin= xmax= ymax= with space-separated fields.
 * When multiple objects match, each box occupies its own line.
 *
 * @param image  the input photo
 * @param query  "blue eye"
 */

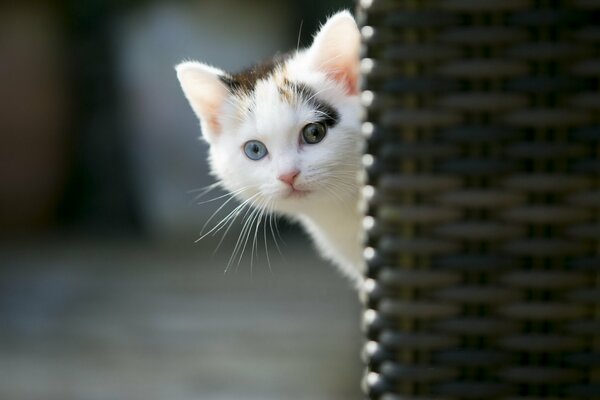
xmin=243 ymin=140 xmax=268 ymax=160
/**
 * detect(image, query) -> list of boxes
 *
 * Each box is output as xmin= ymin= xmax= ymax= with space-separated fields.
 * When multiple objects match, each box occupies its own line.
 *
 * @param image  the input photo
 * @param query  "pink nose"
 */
xmin=278 ymin=169 xmax=300 ymax=186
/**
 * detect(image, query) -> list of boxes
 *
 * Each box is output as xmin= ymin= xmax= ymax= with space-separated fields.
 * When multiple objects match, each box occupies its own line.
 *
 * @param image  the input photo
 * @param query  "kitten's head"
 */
xmin=176 ymin=11 xmax=361 ymax=214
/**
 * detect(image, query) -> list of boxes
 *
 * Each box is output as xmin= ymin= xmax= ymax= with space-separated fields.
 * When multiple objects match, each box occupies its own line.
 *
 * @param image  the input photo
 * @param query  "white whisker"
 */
xmin=196 ymin=189 xmax=256 ymax=242
xmin=227 ymin=200 xmax=262 ymax=272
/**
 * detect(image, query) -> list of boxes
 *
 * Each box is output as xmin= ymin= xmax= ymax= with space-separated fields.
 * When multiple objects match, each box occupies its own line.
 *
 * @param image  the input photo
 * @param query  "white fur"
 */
xmin=176 ymin=11 xmax=364 ymax=286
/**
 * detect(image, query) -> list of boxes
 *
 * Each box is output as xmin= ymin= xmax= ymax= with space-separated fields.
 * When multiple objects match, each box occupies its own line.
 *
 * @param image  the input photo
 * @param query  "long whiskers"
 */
xmin=188 ymin=181 xmax=223 ymax=204
xmin=227 ymin=197 xmax=271 ymax=273
xmin=228 ymin=202 xmax=262 ymax=271
xmin=196 ymin=188 xmax=255 ymax=242
xmin=195 ymin=186 xmax=280 ymax=275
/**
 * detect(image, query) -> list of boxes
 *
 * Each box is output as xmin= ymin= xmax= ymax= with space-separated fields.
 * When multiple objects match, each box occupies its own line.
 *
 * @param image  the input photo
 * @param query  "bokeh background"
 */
xmin=0 ymin=1 xmax=362 ymax=399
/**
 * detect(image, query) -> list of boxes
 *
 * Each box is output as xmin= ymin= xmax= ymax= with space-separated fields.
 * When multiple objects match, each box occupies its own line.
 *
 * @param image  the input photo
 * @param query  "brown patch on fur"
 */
xmin=220 ymin=53 xmax=291 ymax=94
xmin=274 ymin=66 xmax=293 ymax=103
xmin=277 ymin=87 xmax=292 ymax=103
xmin=274 ymin=64 xmax=288 ymax=86
xmin=277 ymin=82 xmax=293 ymax=103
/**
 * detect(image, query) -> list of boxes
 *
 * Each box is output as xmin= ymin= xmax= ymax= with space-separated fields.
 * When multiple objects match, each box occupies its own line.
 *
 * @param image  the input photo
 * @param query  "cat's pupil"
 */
xmin=301 ymin=122 xmax=327 ymax=144
xmin=243 ymin=140 xmax=268 ymax=160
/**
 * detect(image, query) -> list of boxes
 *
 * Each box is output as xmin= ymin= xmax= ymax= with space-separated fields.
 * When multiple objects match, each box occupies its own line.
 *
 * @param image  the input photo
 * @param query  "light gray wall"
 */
xmin=116 ymin=0 xmax=293 ymax=237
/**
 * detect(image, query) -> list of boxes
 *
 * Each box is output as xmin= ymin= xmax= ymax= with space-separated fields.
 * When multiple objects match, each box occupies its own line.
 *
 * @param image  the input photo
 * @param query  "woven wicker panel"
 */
xmin=358 ymin=1 xmax=599 ymax=399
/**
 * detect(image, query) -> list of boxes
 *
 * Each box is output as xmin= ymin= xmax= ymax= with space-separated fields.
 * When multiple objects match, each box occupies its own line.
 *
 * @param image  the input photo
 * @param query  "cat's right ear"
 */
xmin=176 ymin=61 xmax=229 ymax=142
xmin=306 ymin=11 xmax=360 ymax=96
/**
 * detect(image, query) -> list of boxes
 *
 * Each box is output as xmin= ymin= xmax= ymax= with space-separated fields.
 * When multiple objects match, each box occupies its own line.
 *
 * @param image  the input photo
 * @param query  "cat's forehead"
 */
xmin=218 ymin=55 xmax=340 ymax=136
xmin=221 ymin=60 xmax=301 ymax=109
xmin=252 ymin=75 xmax=340 ymax=135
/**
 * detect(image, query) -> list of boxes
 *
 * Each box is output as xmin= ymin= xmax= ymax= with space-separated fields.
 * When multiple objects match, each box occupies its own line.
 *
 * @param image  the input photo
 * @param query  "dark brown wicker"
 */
xmin=358 ymin=1 xmax=599 ymax=399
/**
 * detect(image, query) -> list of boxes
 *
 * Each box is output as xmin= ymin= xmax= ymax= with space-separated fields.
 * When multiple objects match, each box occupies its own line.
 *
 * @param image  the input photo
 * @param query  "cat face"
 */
xmin=177 ymin=11 xmax=361 ymax=215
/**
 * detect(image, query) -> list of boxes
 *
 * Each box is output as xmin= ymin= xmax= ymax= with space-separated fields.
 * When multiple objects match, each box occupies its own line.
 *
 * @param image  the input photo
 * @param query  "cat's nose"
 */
xmin=278 ymin=169 xmax=300 ymax=186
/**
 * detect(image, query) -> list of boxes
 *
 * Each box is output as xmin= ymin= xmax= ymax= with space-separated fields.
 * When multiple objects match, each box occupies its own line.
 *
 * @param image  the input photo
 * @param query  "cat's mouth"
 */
xmin=286 ymin=187 xmax=311 ymax=199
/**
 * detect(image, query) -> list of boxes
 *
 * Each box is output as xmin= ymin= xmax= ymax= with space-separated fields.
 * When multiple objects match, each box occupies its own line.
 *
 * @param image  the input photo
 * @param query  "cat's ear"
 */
xmin=307 ymin=11 xmax=360 ymax=95
xmin=176 ymin=61 xmax=230 ymax=141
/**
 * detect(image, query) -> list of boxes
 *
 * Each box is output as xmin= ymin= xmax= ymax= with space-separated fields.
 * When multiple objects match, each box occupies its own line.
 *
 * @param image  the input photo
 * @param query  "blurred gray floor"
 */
xmin=0 ymin=233 xmax=362 ymax=400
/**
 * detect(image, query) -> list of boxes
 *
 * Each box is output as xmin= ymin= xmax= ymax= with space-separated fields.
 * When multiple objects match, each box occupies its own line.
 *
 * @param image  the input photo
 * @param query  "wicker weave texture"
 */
xmin=359 ymin=1 xmax=599 ymax=399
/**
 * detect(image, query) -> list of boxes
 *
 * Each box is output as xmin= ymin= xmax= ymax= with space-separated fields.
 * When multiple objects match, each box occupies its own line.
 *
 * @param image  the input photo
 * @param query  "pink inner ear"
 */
xmin=208 ymin=115 xmax=221 ymax=134
xmin=330 ymin=68 xmax=359 ymax=96
xmin=309 ymin=12 xmax=360 ymax=96
xmin=203 ymin=102 xmax=222 ymax=133
xmin=313 ymin=41 xmax=360 ymax=96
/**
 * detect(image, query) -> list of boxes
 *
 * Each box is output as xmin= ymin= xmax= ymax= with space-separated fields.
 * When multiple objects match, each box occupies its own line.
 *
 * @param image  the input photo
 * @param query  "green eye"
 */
xmin=243 ymin=140 xmax=268 ymax=160
xmin=301 ymin=122 xmax=327 ymax=144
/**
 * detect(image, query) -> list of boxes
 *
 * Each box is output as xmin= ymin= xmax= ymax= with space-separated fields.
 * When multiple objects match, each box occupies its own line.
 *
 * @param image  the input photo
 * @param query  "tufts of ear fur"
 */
xmin=175 ymin=61 xmax=229 ymax=142
xmin=307 ymin=11 xmax=360 ymax=95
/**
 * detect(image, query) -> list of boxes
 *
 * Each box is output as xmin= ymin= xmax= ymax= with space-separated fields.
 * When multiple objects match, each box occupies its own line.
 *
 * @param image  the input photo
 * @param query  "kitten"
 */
xmin=176 ymin=11 xmax=364 ymax=286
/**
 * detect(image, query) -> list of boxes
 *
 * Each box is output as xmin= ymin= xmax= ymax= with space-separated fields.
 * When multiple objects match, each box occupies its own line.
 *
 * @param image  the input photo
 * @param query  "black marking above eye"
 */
xmin=284 ymin=81 xmax=340 ymax=128
xmin=313 ymin=99 xmax=340 ymax=128
xmin=301 ymin=123 xmax=327 ymax=144
xmin=243 ymin=140 xmax=268 ymax=160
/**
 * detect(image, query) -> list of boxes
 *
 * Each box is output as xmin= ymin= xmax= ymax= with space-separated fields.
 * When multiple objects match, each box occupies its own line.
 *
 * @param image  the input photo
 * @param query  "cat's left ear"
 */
xmin=176 ymin=61 xmax=229 ymax=142
xmin=307 ymin=11 xmax=360 ymax=95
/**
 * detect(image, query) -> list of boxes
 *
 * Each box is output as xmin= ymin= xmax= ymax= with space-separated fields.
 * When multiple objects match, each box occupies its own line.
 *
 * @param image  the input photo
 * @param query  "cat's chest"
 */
xmin=297 ymin=201 xmax=364 ymax=278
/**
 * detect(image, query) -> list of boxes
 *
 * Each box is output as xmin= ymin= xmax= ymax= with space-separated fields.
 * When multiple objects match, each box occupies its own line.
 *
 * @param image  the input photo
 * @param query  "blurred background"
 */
xmin=0 ymin=1 xmax=362 ymax=399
